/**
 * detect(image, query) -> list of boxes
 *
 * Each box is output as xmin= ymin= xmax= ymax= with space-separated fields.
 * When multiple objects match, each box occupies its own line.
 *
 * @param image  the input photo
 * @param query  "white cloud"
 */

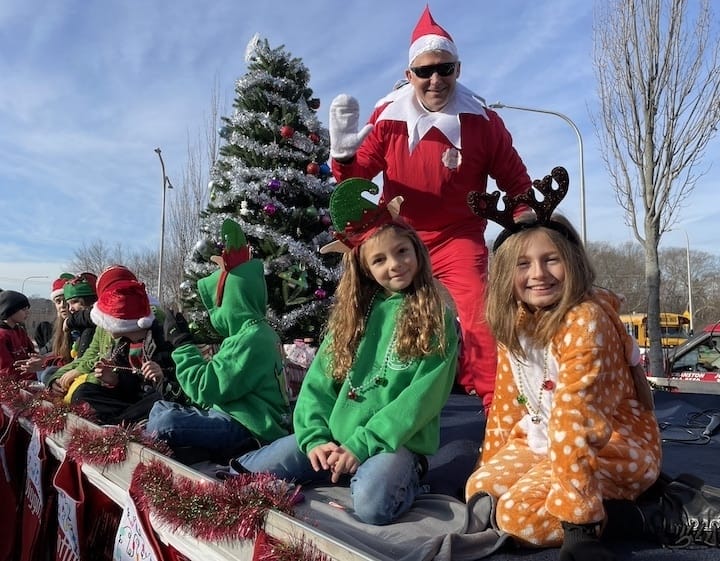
xmin=0 ymin=0 xmax=717 ymax=272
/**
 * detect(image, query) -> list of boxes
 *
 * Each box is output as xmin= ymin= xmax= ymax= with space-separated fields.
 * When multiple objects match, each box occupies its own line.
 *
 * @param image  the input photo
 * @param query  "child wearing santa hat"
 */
xmin=57 ymin=265 xmax=183 ymax=423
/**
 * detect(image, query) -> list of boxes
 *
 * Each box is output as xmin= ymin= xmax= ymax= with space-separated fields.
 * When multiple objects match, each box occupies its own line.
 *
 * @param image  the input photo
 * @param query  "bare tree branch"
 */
xmin=593 ymin=0 xmax=720 ymax=375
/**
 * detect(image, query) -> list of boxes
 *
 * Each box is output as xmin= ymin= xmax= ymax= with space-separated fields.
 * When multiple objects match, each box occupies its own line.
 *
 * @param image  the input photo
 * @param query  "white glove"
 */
xmin=329 ymin=94 xmax=374 ymax=160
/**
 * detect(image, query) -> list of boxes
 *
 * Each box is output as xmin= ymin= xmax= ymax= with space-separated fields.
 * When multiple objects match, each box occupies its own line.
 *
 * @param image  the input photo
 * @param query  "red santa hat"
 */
xmin=50 ymin=273 xmax=74 ymax=299
xmin=408 ymin=6 xmax=458 ymax=66
xmin=90 ymin=265 xmax=154 ymax=334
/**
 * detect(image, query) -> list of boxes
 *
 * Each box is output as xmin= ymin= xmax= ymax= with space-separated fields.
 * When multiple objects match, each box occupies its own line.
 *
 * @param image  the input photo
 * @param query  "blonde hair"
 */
xmin=486 ymin=214 xmax=594 ymax=358
xmin=324 ymin=224 xmax=447 ymax=381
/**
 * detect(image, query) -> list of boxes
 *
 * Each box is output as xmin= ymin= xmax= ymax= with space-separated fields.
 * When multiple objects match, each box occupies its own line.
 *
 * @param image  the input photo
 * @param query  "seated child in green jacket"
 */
xmin=145 ymin=219 xmax=290 ymax=464
xmin=231 ymin=179 xmax=458 ymax=525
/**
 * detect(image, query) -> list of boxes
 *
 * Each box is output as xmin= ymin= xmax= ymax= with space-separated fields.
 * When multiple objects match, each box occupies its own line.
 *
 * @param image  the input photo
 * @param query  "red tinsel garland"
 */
xmin=0 ymin=376 xmax=96 ymax=435
xmin=132 ymin=460 xmax=301 ymax=542
xmin=0 ymin=376 xmax=33 ymax=411
xmin=256 ymin=535 xmax=332 ymax=561
xmin=66 ymin=424 xmax=173 ymax=466
xmin=25 ymin=399 xmax=96 ymax=436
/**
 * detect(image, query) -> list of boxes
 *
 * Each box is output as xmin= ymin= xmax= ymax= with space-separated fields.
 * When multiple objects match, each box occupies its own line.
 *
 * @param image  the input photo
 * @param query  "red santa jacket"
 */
xmin=332 ymin=87 xmax=530 ymax=248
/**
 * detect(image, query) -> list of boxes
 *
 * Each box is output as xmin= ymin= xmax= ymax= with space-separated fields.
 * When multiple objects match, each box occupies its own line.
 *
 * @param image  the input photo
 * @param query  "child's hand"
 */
xmin=58 ymin=369 xmax=80 ymax=391
xmin=307 ymin=442 xmax=339 ymax=472
xmin=327 ymin=446 xmax=359 ymax=483
xmin=93 ymin=361 xmax=119 ymax=388
xmin=15 ymin=355 xmax=43 ymax=374
xmin=140 ymin=361 xmax=164 ymax=384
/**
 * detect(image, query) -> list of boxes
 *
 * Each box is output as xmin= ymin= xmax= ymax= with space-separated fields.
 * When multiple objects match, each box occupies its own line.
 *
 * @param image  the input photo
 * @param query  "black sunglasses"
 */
xmin=410 ymin=62 xmax=456 ymax=79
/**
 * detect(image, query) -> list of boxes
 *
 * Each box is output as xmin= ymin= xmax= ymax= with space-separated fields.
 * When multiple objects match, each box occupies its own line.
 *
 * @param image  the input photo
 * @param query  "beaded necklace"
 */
xmin=102 ymin=339 xmax=150 ymax=375
xmin=513 ymin=345 xmax=556 ymax=424
xmin=345 ymin=290 xmax=395 ymax=402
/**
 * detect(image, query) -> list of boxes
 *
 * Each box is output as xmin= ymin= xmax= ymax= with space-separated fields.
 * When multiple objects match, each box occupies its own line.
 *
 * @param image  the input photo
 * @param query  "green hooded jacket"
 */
xmin=171 ymin=259 xmax=290 ymax=442
xmin=293 ymin=291 xmax=458 ymax=463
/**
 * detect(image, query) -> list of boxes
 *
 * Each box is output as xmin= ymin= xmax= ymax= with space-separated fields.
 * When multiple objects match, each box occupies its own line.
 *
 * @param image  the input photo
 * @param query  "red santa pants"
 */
xmin=428 ymin=234 xmax=496 ymax=409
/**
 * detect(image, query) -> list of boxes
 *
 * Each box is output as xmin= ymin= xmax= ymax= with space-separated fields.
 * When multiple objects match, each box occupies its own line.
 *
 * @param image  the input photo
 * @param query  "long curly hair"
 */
xmin=324 ymin=224 xmax=448 ymax=381
xmin=486 ymin=214 xmax=594 ymax=358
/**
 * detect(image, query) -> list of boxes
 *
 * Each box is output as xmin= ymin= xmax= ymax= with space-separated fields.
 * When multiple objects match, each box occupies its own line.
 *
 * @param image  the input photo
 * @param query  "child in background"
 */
xmin=234 ymin=179 xmax=458 ymax=525
xmin=146 ymin=219 xmax=290 ymax=465
xmin=18 ymin=274 xmax=74 ymax=380
xmin=66 ymin=265 xmax=179 ymax=424
xmin=465 ymin=168 xmax=661 ymax=560
xmin=0 ymin=290 xmax=35 ymax=378
xmin=51 ymin=272 xmax=98 ymax=391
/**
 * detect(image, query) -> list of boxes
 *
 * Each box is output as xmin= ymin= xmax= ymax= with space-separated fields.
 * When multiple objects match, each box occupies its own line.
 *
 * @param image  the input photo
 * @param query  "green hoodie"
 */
xmin=293 ymin=291 xmax=458 ymax=463
xmin=171 ymin=259 xmax=290 ymax=442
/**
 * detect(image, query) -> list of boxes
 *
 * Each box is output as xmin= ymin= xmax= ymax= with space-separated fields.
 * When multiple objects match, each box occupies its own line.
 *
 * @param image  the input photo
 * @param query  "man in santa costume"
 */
xmin=330 ymin=6 xmax=531 ymax=410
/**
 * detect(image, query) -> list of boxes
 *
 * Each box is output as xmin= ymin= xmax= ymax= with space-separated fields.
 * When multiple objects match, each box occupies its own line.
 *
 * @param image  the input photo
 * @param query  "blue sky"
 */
xmin=2 ymin=0 xmax=718 ymax=297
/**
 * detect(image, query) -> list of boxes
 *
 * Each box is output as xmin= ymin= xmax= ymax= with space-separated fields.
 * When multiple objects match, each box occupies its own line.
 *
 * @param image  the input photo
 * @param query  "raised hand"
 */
xmin=329 ymin=94 xmax=373 ymax=160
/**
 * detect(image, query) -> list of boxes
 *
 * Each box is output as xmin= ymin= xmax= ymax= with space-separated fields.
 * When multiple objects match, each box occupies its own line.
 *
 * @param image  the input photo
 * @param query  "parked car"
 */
xmin=647 ymin=322 xmax=720 ymax=394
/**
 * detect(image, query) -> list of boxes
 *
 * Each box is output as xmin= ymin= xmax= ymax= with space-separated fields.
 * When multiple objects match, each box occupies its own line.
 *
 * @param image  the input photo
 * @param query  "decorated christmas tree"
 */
xmin=181 ymin=35 xmax=340 ymax=342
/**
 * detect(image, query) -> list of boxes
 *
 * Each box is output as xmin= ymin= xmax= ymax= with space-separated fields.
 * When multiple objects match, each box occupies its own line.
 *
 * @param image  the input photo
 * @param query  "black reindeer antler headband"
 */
xmin=468 ymin=166 xmax=578 ymax=251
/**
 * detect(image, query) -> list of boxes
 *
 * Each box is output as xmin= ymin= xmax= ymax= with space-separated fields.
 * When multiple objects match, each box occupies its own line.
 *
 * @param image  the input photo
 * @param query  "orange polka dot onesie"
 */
xmin=465 ymin=290 xmax=661 ymax=546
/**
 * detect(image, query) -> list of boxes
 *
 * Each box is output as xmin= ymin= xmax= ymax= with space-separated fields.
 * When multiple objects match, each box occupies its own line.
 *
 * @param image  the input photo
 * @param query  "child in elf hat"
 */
xmin=0 ymin=290 xmax=36 ymax=379
xmin=233 ymin=178 xmax=458 ymax=525
xmin=464 ymin=168 xmax=663 ymax=559
xmin=60 ymin=265 xmax=181 ymax=424
xmin=47 ymin=273 xmax=98 ymax=391
xmin=145 ymin=219 xmax=291 ymax=465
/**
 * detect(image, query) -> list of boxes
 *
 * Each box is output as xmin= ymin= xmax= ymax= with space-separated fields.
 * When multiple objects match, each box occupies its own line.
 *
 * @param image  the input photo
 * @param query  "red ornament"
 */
xmin=347 ymin=389 xmax=357 ymax=400
xmin=280 ymin=125 xmax=294 ymax=139
xmin=306 ymin=162 xmax=320 ymax=176
xmin=263 ymin=203 xmax=278 ymax=215
xmin=542 ymin=379 xmax=555 ymax=391
xmin=308 ymin=132 xmax=320 ymax=144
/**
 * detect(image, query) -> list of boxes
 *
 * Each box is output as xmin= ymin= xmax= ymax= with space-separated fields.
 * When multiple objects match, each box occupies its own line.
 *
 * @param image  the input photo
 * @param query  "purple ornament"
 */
xmin=320 ymin=214 xmax=332 ymax=226
xmin=263 ymin=203 xmax=278 ymax=215
xmin=267 ymin=179 xmax=282 ymax=192
xmin=314 ymin=288 xmax=327 ymax=299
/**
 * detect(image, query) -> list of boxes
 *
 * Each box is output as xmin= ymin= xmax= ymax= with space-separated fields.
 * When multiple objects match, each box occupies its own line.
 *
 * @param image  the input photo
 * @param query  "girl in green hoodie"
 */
xmin=233 ymin=179 xmax=458 ymax=525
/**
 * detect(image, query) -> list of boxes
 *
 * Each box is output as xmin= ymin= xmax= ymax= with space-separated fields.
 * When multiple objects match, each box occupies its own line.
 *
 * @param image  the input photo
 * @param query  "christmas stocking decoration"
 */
xmin=113 ymin=474 xmax=167 ymax=561
xmin=19 ymin=426 xmax=56 ymax=561
xmin=84 ymin=482 xmax=122 ymax=561
xmin=53 ymin=456 xmax=85 ymax=561
xmin=0 ymin=412 xmax=25 ymax=561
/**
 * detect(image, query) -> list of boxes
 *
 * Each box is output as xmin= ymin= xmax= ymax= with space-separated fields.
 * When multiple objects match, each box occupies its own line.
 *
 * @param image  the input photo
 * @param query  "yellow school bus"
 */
xmin=620 ymin=312 xmax=691 ymax=350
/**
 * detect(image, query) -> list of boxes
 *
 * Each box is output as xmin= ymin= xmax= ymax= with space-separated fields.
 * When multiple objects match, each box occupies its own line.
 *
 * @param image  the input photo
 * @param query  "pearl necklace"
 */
xmin=345 ymin=290 xmax=394 ymax=402
xmin=513 ymin=346 xmax=555 ymax=424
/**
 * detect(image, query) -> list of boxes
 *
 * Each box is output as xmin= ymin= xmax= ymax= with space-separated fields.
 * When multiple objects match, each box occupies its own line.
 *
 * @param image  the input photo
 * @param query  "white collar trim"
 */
xmin=374 ymin=82 xmax=488 ymax=152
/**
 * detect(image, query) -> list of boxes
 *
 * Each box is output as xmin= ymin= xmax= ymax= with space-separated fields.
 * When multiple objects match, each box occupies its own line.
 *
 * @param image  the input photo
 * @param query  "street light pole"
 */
xmin=21 ymin=275 xmax=49 ymax=294
xmin=489 ymin=102 xmax=587 ymax=246
xmin=154 ymin=148 xmax=173 ymax=303
xmin=683 ymin=230 xmax=694 ymax=334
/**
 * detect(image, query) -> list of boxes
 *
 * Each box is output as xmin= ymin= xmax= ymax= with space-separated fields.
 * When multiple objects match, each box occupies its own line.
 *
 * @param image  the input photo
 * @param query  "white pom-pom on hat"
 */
xmin=90 ymin=265 xmax=155 ymax=334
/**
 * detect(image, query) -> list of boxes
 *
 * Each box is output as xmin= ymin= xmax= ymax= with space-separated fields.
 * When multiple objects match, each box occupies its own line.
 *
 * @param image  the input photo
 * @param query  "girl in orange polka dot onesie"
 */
xmin=465 ymin=171 xmax=661 ymax=560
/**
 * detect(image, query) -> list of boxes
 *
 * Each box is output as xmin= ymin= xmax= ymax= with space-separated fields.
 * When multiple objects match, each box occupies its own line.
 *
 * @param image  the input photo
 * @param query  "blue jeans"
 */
xmin=237 ymin=434 xmax=424 ymax=525
xmin=146 ymin=400 xmax=251 ymax=450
